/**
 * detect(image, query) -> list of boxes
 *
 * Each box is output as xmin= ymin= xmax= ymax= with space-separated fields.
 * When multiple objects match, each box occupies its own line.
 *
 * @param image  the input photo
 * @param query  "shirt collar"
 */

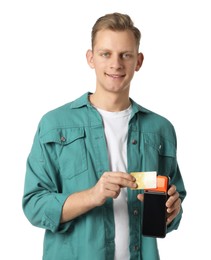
xmin=69 ymin=92 xmax=91 ymax=108
xmin=69 ymin=92 xmax=151 ymax=115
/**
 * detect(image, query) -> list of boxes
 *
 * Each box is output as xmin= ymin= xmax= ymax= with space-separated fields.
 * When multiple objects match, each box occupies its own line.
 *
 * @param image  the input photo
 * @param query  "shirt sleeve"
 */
xmin=22 ymin=123 xmax=75 ymax=233
xmin=166 ymin=138 xmax=187 ymax=233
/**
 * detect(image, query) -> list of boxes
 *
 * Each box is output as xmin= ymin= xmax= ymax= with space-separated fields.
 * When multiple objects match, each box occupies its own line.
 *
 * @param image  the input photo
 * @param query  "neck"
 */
xmin=89 ymin=91 xmax=131 ymax=112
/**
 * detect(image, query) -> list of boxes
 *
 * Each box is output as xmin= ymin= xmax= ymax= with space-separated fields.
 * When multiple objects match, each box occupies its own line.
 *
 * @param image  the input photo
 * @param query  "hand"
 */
xmin=137 ymin=184 xmax=181 ymax=225
xmin=166 ymin=185 xmax=181 ymax=224
xmin=90 ymin=171 xmax=137 ymax=206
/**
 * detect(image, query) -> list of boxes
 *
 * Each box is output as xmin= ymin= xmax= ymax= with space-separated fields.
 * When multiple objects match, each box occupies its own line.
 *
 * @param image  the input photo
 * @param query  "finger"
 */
xmin=167 ymin=198 xmax=181 ymax=214
xmin=105 ymin=171 xmax=136 ymax=182
xmin=167 ymin=184 xmax=177 ymax=196
xmin=105 ymin=172 xmax=137 ymax=189
xmin=103 ymin=189 xmax=120 ymax=199
xmin=137 ymin=194 xmax=144 ymax=202
xmin=166 ymin=207 xmax=180 ymax=224
xmin=166 ymin=191 xmax=179 ymax=208
xmin=104 ymin=183 xmax=121 ymax=193
xmin=167 ymin=213 xmax=175 ymax=224
xmin=113 ymin=189 xmax=121 ymax=199
xmin=99 ymin=178 xmax=123 ymax=199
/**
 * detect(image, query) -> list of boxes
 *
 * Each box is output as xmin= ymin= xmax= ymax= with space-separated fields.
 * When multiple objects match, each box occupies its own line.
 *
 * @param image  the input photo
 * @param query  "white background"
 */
xmin=0 ymin=0 xmax=210 ymax=259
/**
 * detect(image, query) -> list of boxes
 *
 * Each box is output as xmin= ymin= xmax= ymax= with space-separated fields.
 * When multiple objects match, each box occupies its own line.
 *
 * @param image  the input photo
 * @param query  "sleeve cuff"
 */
xmin=41 ymin=193 xmax=75 ymax=233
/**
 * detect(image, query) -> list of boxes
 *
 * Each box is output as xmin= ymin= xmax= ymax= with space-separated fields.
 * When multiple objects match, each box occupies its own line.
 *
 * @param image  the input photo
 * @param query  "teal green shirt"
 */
xmin=22 ymin=92 xmax=186 ymax=260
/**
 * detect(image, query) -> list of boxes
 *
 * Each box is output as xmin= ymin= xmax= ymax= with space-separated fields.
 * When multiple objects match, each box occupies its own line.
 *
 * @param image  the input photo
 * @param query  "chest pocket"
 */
xmin=143 ymin=133 xmax=176 ymax=175
xmin=41 ymin=128 xmax=87 ymax=179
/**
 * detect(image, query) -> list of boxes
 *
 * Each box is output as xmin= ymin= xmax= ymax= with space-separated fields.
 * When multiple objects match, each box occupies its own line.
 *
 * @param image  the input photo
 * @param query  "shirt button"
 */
xmin=132 ymin=139 xmax=137 ymax=144
xmin=134 ymin=245 xmax=139 ymax=251
xmin=60 ymin=136 xmax=66 ymax=142
xmin=133 ymin=209 xmax=139 ymax=216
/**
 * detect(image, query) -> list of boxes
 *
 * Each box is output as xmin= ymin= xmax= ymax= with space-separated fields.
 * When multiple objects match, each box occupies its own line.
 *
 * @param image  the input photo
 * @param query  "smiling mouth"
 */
xmin=105 ymin=73 xmax=125 ymax=78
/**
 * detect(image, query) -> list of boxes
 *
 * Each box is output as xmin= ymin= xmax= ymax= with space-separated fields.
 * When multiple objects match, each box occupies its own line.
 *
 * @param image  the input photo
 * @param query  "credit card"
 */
xmin=130 ymin=171 xmax=157 ymax=190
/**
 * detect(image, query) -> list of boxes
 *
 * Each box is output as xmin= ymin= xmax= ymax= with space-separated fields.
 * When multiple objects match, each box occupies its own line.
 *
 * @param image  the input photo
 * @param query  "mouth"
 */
xmin=105 ymin=73 xmax=125 ymax=78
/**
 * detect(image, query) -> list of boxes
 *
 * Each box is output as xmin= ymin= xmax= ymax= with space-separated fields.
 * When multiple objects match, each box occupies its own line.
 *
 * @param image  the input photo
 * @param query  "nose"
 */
xmin=110 ymin=54 xmax=123 ymax=70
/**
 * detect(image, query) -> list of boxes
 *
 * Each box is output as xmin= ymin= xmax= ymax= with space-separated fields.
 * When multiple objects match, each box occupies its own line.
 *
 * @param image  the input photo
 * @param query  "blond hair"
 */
xmin=91 ymin=12 xmax=141 ymax=50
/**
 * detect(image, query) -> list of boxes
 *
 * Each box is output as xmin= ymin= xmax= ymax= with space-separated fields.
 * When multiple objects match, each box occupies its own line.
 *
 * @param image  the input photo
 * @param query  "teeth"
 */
xmin=108 ymin=74 xmax=122 ymax=78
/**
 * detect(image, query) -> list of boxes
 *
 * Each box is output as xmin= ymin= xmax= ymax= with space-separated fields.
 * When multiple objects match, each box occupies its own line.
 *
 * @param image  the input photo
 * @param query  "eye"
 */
xmin=100 ymin=52 xmax=110 ymax=58
xmin=122 ymin=53 xmax=132 ymax=59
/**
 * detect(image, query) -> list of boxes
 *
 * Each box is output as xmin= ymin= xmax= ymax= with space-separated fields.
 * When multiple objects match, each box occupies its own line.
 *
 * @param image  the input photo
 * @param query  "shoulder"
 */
xmin=131 ymin=99 xmax=177 ymax=141
xmin=142 ymin=107 xmax=174 ymax=129
xmin=38 ymin=93 xmax=90 ymax=135
xmin=132 ymin=99 xmax=174 ymax=127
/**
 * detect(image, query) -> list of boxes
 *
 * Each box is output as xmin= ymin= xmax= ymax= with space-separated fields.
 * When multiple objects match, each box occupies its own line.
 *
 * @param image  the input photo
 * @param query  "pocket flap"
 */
xmin=40 ymin=128 xmax=85 ymax=145
xmin=144 ymin=134 xmax=176 ymax=157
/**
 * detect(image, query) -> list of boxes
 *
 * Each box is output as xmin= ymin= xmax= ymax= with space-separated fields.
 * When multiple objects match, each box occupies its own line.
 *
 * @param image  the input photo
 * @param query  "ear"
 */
xmin=135 ymin=52 xmax=144 ymax=71
xmin=86 ymin=49 xmax=95 ymax=69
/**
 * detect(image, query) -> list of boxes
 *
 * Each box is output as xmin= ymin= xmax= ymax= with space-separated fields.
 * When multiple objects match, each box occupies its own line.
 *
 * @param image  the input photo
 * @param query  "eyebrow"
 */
xmin=96 ymin=49 xmax=134 ymax=53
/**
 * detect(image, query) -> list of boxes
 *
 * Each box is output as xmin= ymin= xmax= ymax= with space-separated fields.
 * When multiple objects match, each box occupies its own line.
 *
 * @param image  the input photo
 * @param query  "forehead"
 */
xmin=93 ymin=29 xmax=138 ymax=52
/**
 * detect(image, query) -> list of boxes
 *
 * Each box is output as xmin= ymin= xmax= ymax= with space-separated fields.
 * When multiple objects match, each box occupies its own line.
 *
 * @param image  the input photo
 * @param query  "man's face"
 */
xmin=87 ymin=29 xmax=143 ymax=95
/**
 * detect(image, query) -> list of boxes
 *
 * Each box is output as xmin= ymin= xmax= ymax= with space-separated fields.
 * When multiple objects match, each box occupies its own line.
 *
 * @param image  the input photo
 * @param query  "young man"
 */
xmin=22 ymin=12 xmax=186 ymax=260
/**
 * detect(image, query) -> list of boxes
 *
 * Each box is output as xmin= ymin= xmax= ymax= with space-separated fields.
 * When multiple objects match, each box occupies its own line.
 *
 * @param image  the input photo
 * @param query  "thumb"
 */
xmin=137 ymin=194 xmax=144 ymax=202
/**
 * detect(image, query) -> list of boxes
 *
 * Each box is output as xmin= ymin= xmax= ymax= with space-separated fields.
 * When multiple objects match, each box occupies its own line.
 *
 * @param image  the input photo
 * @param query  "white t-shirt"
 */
xmin=96 ymin=105 xmax=132 ymax=260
